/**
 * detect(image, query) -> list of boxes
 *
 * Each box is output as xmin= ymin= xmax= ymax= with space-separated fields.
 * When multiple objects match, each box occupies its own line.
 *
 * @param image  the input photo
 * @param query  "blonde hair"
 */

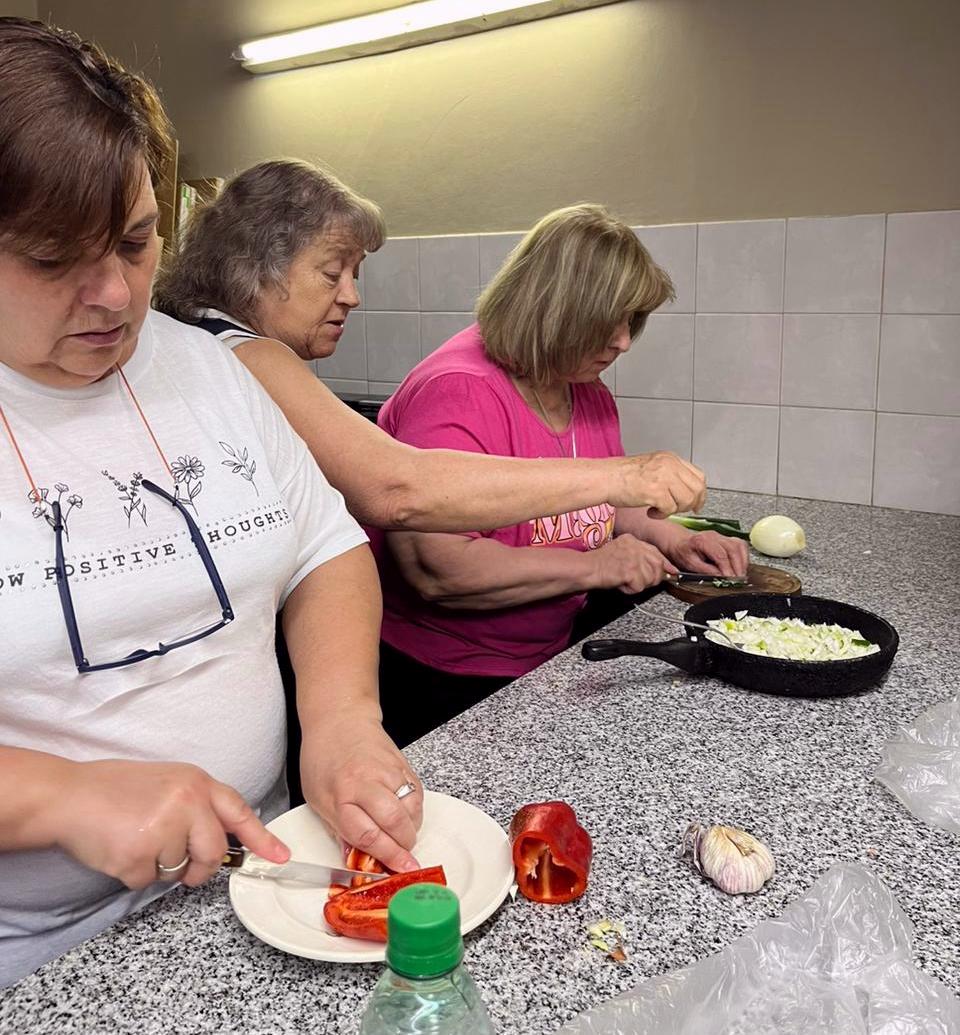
xmin=154 ymin=158 xmax=385 ymax=326
xmin=477 ymin=203 xmax=674 ymax=386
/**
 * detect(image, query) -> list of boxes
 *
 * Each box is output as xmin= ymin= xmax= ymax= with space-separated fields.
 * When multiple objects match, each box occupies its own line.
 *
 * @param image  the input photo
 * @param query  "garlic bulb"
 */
xmin=681 ymin=823 xmax=775 ymax=895
xmin=749 ymin=515 xmax=806 ymax=558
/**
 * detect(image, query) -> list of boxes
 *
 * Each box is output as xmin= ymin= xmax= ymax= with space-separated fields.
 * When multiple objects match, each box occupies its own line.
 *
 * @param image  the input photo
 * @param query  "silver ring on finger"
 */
xmin=394 ymin=781 xmax=417 ymax=801
xmin=156 ymin=853 xmax=190 ymax=880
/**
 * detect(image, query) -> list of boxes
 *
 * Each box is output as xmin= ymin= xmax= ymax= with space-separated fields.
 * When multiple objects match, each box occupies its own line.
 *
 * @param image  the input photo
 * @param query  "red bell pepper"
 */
xmin=323 ymin=866 xmax=447 ymax=942
xmin=344 ymin=847 xmax=390 ymax=887
xmin=510 ymin=801 xmax=592 ymax=904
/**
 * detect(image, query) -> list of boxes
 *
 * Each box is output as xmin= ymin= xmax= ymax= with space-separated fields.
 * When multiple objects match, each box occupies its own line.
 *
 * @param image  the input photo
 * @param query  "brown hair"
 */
xmin=0 ymin=17 xmax=174 ymax=264
xmin=153 ymin=159 xmax=386 ymax=327
xmin=477 ymin=203 xmax=675 ymax=386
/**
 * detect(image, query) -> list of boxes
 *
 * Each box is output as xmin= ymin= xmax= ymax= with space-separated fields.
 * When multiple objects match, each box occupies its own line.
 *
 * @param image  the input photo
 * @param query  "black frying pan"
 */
xmin=581 ymin=593 xmax=899 ymax=697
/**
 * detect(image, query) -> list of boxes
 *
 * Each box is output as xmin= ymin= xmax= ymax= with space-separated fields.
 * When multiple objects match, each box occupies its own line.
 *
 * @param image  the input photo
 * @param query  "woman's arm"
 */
xmin=233 ymin=338 xmax=706 ymax=529
xmin=282 ymin=545 xmax=423 ymax=871
xmin=0 ymin=747 xmax=73 ymax=850
xmin=615 ymin=507 xmax=749 ymax=576
xmin=386 ymin=530 xmax=677 ymax=609
xmin=0 ymin=746 xmax=289 ymax=888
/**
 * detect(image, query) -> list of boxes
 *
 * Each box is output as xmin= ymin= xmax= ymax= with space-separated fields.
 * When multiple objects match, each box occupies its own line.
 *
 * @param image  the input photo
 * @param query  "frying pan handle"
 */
xmin=581 ymin=636 xmax=710 ymax=674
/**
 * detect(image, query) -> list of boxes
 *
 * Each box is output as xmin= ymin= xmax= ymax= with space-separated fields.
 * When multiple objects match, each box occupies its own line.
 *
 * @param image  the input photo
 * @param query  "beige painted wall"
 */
xmin=1 ymin=1 xmax=37 ymax=16
xmin=43 ymin=0 xmax=960 ymax=235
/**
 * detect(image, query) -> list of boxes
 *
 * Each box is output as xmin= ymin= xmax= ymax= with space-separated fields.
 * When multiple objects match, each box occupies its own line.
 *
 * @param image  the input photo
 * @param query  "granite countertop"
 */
xmin=3 ymin=490 xmax=959 ymax=1034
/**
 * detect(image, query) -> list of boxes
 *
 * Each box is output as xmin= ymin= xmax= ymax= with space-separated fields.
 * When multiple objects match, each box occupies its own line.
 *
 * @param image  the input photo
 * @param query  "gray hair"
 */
xmin=153 ymin=158 xmax=385 ymax=326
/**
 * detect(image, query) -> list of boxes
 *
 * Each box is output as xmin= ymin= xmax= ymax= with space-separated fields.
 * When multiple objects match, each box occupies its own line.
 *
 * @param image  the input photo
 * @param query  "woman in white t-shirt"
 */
xmin=0 ymin=19 xmax=421 ymax=988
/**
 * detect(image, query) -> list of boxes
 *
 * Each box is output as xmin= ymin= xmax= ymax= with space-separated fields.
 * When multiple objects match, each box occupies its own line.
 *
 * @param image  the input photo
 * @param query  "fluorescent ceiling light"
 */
xmin=236 ymin=0 xmax=620 ymax=73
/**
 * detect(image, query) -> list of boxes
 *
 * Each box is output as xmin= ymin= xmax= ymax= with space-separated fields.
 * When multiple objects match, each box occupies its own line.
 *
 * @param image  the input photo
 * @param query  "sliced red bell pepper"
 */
xmin=510 ymin=801 xmax=592 ymax=904
xmin=323 ymin=866 xmax=447 ymax=942
xmin=344 ymin=847 xmax=390 ymax=887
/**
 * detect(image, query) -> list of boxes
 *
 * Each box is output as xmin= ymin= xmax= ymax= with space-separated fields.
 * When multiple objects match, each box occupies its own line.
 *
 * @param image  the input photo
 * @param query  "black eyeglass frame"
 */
xmin=53 ymin=478 xmax=234 ymax=673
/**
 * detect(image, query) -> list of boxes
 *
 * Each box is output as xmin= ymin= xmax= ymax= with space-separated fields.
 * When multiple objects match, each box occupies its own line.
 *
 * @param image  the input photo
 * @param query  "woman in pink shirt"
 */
xmin=372 ymin=205 xmax=748 ymax=745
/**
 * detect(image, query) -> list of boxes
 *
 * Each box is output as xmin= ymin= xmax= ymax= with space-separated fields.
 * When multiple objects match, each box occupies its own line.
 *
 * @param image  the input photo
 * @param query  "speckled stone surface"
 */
xmin=3 ymin=490 xmax=959 ymax=1034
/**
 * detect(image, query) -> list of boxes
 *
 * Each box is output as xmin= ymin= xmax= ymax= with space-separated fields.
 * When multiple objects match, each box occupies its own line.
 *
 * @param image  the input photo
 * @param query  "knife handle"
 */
xmin=222 ymin=846 xmax=245 ymax=867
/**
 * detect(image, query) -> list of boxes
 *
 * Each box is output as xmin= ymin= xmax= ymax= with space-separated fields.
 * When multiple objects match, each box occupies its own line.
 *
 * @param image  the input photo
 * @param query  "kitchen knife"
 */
xmin=666 ymin=571 xmax=748 ymax=586
xmin=223 ymin=846 xmax=389 ymax=886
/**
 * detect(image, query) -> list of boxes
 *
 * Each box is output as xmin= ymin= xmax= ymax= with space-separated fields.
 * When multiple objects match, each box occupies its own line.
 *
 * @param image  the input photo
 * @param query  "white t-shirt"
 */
xmin=0 ymin=310 xmax=367 ymax=987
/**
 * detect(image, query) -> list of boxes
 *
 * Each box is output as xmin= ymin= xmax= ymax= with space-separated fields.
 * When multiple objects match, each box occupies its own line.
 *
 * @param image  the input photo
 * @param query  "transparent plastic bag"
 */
xmin=559 ymin=864 xmax=960 ymax=1035
xmin=875 ymin=694 xmax=960 ymax=835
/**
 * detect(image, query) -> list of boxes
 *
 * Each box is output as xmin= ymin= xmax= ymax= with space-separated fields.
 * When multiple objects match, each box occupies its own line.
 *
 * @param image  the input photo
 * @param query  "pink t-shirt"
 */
xmin=371 ymin=324 xmax=624 ymax=678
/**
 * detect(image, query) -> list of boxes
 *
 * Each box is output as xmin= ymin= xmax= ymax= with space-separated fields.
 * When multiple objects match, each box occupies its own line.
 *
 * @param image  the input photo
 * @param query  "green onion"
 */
xmin=667 ymin=515 xmax=751 ymax=540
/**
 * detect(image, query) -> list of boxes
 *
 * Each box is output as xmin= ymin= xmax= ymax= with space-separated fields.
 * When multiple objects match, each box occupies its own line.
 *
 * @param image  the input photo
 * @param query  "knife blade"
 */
xmin=223 ymin=846 xmax=389 ymax=886
xmin=666 ymin=571 xmax=748 ymax=586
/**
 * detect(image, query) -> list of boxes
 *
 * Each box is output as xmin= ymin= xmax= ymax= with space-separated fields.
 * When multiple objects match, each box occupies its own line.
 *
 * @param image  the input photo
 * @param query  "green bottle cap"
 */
xmin=386 ymin=884 xmax=464 ymax=979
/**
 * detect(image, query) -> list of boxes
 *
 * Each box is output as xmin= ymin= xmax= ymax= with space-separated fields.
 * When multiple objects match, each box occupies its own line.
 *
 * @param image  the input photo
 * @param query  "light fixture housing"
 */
xmin=235 ymin=0 xmax=621 ymax=74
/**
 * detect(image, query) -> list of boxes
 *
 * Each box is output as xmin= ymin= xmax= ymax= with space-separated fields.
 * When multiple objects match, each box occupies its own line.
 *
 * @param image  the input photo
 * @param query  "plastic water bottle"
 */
xmin=359 ymin=884 xmax=495 ymax=1034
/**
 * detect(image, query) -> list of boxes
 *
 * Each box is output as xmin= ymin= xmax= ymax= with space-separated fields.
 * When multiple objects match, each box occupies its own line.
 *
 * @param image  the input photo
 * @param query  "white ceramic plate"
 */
xmin=229 ymin=790 xmax=514 ymax=962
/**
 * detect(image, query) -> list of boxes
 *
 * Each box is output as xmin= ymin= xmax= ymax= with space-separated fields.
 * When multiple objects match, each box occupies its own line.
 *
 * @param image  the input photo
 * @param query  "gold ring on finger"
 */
xmin=156 ymin=853 xmax=190 ymax=879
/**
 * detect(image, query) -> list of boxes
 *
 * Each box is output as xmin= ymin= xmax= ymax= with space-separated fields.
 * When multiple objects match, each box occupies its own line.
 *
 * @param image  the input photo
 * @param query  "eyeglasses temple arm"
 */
xmin=140 ymin=479 xmax=234 ymax=620
xmin=52 ymin=501 xmax=89 ymax=669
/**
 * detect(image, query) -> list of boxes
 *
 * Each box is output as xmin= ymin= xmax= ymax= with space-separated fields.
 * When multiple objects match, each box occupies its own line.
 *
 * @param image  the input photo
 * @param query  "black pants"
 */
xmin=567 ymin=587 xmax=635 ymax=644
xmin=378 ymin=640 xmax=515 ymax=749
xmin=379 ymin=589 xmax=636 ymax=748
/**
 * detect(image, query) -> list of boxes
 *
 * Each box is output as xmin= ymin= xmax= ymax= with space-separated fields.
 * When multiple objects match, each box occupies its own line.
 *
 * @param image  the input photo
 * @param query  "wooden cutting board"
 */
xmin=664 ymin=563 xmax=802 ymax=605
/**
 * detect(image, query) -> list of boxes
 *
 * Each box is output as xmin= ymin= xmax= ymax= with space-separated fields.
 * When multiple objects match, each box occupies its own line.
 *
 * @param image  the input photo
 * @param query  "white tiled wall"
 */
xmin=317 ymin=209 xmax=960 ymax=516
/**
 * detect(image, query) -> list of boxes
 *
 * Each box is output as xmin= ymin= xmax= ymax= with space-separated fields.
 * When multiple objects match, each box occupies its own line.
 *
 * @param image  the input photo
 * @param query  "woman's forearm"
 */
xmin=615 ymin=506 xmax=689 ymax=554
xmin=282 ymin=546 xmax=383 ymax=734
xmin=0 ymin=747 xmax=75 ymax=851
xmin=282 ymin=546 xmax=424 ymax=872
xmin=234 ymin=341 xmax=704 ymax=531
xmin=387 ymin=532 xmax=599 ymax=609
xmin=388 ymin=449 xmax=621 ymax=532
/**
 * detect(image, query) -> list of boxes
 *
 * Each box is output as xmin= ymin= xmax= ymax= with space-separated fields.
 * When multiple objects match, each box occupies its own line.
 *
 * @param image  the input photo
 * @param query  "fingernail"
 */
xmin=397 ymin=857 xmax=419 ymax=873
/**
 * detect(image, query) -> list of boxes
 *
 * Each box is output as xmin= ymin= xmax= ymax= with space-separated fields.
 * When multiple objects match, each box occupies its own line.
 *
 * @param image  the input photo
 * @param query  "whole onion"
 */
xmin=749 ymin=515 xmax=806 ymax=557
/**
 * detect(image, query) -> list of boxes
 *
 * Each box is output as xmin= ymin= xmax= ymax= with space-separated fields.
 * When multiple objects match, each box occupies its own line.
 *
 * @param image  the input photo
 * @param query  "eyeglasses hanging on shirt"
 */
xmin=0 ymin=367 xmax=234 ymax=673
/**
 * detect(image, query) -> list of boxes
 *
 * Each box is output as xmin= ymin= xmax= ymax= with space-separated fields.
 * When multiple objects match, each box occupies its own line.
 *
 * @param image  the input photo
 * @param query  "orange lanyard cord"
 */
xmin=0 ymin=402 xmax=41 ymax=501
xmin=0 ymin=364 xmax=172 ymax=494
xmin=116 ymin=366 xmax=173 ymax=479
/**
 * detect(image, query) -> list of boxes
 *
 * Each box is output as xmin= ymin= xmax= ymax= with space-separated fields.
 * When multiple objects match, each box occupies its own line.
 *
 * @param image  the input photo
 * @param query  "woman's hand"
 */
xmin=613 ymin=452 xmax=707 ymax=516
xmin=591 ymin=533 xmax=679 ymax=593
xmin=666 ymin=530 xmax=749 ymax=577
xmin=300 ymin=714 xmax=423 ymax=873
xmin=53 ymin=759 xmax=290 ymax=890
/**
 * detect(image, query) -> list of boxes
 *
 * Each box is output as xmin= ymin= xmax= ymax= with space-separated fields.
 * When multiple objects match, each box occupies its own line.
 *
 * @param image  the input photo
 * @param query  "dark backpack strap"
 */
xmin=196 ymin=316 xmax=255 ymax=338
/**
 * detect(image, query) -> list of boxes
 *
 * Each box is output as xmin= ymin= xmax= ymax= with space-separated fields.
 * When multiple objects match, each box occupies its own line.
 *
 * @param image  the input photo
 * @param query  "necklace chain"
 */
xmin=529 ymin=384 xmax=577 ymax=459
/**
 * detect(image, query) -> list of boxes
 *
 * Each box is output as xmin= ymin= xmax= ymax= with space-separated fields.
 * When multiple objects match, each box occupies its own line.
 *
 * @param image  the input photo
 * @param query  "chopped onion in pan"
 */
xmin=705 ymin=614 xmax=879 ymax=661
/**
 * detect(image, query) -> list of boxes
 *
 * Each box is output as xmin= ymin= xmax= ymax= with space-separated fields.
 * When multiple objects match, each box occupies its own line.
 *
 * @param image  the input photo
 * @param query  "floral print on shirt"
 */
xmin=28 ymin=483 xmax=83 ymax=541
xmin=171 ymin=455 xmax=205 ymax=511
